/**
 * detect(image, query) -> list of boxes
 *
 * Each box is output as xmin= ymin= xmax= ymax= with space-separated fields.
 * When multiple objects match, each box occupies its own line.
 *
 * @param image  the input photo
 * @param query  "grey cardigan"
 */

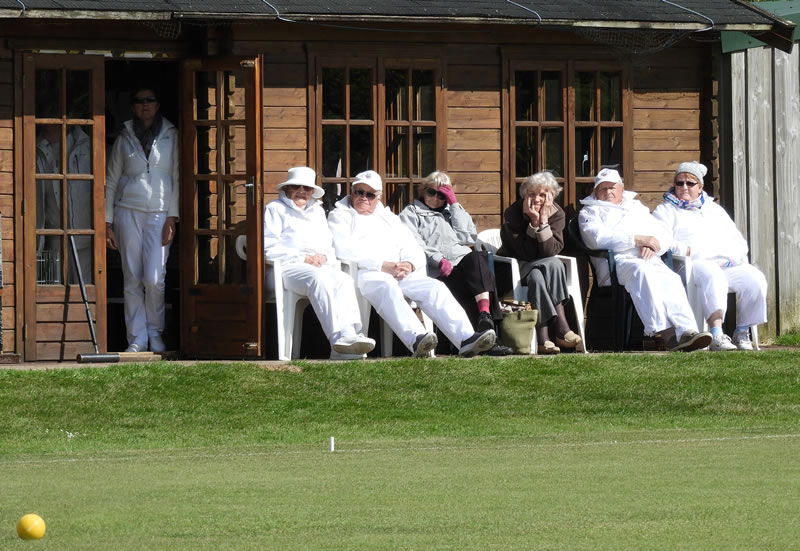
xmin=399 ymin=199 xmax=477 ymax=278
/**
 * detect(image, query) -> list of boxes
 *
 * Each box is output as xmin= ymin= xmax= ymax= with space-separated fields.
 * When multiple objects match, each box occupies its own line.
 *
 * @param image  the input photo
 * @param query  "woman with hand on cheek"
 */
xmin=498 ymin=171 xmax=581 ymax=354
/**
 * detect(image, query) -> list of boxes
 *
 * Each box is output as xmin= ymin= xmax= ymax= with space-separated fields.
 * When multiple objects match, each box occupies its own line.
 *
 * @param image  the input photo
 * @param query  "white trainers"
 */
xmin=329 ymin=350 xmax=367 ymax=361
xmin=332 ymin=334 xmax=375 ymax=355
xmin=709 ymin=333 xmax=737 ymax=351
xmin=125 ymin=343 xmax=146 ymax=353
xmin=732 ymin=329 xmax=754 ymax=351
xmin=149 ymin=335 xmax=166 ymax=353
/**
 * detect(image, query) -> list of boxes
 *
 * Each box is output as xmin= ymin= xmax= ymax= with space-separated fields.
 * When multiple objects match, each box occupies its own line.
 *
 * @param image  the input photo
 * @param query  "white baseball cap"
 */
xmin=593 ymin=168 xmax=622 ymax=189
xmin=352 ymin=170 xmax=382 ymax=192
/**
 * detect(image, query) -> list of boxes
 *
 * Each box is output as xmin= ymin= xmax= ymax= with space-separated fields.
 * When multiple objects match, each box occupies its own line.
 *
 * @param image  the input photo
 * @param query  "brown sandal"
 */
xmin=540 ymin=340 xmax=561 ymax=355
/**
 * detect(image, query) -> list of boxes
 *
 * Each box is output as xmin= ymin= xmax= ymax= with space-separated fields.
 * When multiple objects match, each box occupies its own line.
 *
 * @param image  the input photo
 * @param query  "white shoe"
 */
xmin=333 ymin=334 xmax=375 ymax=355
xmin=329 ymin=350 xmax=367 ymax=361
xmin=125 ymin=343 xmax=146 ymax=353
xmin=709 ymin=333 xmax=737 ymax=351
xmin=732 ymin=329 xmax=754 ymax=351
xmin=149 ymin=335 xmax=166 ymax=353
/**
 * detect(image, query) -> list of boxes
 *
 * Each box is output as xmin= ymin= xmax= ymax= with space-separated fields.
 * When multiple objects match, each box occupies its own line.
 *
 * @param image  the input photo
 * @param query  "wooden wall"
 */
xmin=723 ymin=44 xmax=800 ymax=337
xmin=0 ymin=44 xmax=15 ymax=354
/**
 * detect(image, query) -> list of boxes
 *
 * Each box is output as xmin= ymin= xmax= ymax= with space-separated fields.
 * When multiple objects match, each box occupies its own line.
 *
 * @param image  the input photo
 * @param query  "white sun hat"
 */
xmin=277 ymin=166 xmax=325 ymax=199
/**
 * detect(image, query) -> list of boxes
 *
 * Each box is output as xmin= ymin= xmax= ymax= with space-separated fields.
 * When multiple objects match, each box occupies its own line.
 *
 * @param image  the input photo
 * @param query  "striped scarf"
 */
xmin=663 ymin=187 xmax=704 ymax=211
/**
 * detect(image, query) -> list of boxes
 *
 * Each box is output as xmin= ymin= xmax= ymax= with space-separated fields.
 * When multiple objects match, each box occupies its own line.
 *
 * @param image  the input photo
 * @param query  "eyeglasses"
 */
xmin=425 ymin=188 xmax=447 ymax=201
xmin=285 ymin=185 xmax=313 ymax=192
xmin=674 ymin=180 xmax=699 ymax=188
xmin=133 ymin=96 xmax=158 ymax=105
xmin=353 ymin=189 xmax=377 ymax=200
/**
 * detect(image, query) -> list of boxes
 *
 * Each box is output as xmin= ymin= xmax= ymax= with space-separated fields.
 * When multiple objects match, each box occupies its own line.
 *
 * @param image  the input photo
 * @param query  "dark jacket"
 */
xmin=498 ymin=200 xmax=565 ymax=277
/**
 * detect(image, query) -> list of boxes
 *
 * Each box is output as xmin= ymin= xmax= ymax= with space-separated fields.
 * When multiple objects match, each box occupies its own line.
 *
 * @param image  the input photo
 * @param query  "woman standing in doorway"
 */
xmin=105 ymin=85 xmax=179 ymax=353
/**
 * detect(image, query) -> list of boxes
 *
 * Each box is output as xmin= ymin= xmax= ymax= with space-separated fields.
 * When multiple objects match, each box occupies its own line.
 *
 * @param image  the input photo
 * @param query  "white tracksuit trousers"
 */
xmin=280 ymin=263 xmax=364 ymax=345
xmin=684 ymin=260 xmax=768 ymax=327
xmin=615 ymin=256 xmax=698 ymax=340
xmin=115 ymin=208 xmax=171 ymax=348
xmin=357 ymin=270 xmax=474 ymax=351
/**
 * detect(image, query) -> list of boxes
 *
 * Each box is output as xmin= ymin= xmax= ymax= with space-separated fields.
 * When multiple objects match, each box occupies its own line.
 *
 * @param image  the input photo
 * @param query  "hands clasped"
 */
xmin=382 ymin=261 xmax=414 ymax=280
xmin=634 ymin=235 xmax=661 ymax=260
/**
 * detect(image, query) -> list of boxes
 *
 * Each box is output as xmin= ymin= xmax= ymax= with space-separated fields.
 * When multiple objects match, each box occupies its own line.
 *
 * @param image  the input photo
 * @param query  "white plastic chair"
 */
xmin=235 ymin=234 xmax=312 ymax=360
xmin=672 ymin=254 xmax=760 ymax=350
xmin=474 ymin=228 xmax=587 ymax=354
xmin=340 ymin=259 xmax=435 ymax=357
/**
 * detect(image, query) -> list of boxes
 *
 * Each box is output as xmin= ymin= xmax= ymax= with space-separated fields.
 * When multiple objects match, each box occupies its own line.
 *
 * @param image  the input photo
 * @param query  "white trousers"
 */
xmin=358 ymin=270 xmax=474 ymax=351
xmin=684 ymin=260 xmax=768 ymax=327
xmin=115 ymin=208 xmax=171 ymax=348
xmin=280 ymin=263 xmax=364 ymax=345
xmin=616 ymin=257 xmax=698 ymax=340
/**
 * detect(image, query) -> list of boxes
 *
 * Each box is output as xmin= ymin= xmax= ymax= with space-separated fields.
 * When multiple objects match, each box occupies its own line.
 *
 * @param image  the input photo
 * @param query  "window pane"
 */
xmin=350 ymin=125 xmax=373 ymax=176
xmin=196 ymin=126 xmax=216 ymax=176
xmin=322 ymin=68 xmax=345 ymax=119
xmin=385 ymin=125 xmax=408 ymax=178
xmin=37 ymin=235 xmax=62 ymax=285
xmin=36 ymin=69 xmax=61 ymax=118
xmin=222 ymin=71 xmax=246 ymax=120
xmin=600 ymin=72 xmax=621 ymax=121
xmin=515 ymin=71 xmax=537 ymax=122
xmin=576 ymin=182 xmax=594 ymax=203
xmin=66 ymin=70 xmax=90 ymax=119
xmin=350 ymin=68 xmax=372 ymax=120
xmin=322 ymin=125 xmax=345 ymax=177
xmin=575 ymin=128 xmax=595 ymax=177
xmin=575 ymin=72 xmax=595 ymax=121
xmin=67 ymin=235 xmax=93 ymax=285
xmin=601 ymin=128 xmax=623 ymax=169
xmin=197 ymin=235 xmax=218 ymax=284
xmin=195 ymin=71 xmax=217 ymax=121
xmin=515 ymin=126 xmax=537 ymax=178
xmin=387 ymin=184 xmax=412 ymax=212
xmin=196 ymin=180 xmax=216 ymax=231
xmin=412 ymin=70 xmax=435 ymax=121
xmin=67 ymin=181 xmax=92 ymax=230
xmin=66 ymin=125 xmax=92 ymax=176
xmin=385 ymin=69 xmax=408 ymax=121
xmin=542 ymin=71 xmax=562 ymax=121
xmin=221 ymin=125 xmax=246 ymax=175
xmin=412 ymin=127 xmax=435 ymax=178
xmin=541 ymin=129 xmax=563 ymax=177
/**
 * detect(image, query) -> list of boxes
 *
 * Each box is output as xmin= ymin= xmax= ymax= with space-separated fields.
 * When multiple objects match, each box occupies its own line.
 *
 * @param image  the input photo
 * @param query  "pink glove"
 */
xmin=438 ymin=185 xmax=457 ymax=205
xmin=439 ymin=258 xmax=453 ymax=277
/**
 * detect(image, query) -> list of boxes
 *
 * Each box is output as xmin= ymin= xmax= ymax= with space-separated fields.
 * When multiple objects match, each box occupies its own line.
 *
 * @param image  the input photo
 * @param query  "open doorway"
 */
xmin=104 ymin=59 xmax=181 ymax=353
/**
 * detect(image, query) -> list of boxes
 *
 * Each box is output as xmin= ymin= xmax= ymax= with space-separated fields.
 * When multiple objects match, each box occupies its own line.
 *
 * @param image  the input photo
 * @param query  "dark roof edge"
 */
xmin=727 ymin=0 xmax=796 ymax=52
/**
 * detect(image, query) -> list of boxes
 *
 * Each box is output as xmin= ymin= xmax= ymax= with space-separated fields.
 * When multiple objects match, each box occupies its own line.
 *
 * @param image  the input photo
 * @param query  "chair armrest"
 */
xmin=494 ymin=254 xmax=525 ymax=302
xmin=556 ymin=254 xmax=580 ymax=288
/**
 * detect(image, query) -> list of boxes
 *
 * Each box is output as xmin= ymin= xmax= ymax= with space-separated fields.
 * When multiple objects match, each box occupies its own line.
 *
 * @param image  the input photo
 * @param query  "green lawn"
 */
xmin=2 ymin=351 xmax=800 ymax=549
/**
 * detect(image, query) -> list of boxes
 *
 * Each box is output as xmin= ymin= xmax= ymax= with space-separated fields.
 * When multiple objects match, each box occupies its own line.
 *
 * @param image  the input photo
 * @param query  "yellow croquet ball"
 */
xmin=16 ymin=514 xmax=46 ymax=540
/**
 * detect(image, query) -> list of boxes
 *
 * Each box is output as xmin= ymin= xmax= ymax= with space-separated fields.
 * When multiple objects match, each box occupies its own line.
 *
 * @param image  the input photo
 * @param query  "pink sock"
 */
xmin=477 ymin=299 xmax=490 ymax=313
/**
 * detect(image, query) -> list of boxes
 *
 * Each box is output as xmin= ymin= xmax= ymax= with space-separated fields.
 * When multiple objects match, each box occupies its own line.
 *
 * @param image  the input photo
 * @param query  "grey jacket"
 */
xmin=399 ymin=199 xmax=477 ymax=278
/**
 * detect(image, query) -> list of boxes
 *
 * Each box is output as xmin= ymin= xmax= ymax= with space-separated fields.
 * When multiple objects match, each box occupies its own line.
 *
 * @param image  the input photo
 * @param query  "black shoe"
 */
xmin=484 ymin=342 xmax=514 ymax=356
xmin=413 ymin=332 xmax=438 ymax=357
xmin=476 ymin=311 xmax=494 ymax=333
xmin=459 ymin=329 xmax=496 ymax=357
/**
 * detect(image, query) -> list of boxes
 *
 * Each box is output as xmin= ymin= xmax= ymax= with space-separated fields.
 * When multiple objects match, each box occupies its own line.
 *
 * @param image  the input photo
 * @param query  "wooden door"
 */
xmin=22 ymin=54 xmax=106 ymax=361
xmin=180 ymin=58 xmax=263 ymax=358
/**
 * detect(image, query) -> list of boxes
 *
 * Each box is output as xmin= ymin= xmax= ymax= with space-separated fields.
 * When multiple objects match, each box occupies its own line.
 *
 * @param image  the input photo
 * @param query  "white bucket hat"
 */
xmin=593 ymin=167 xmax=623 ymax=189
xmin=277 ymin=166 xmax=325 ymax=199
xmin=352 ymin=170 xmax=383 ymax=193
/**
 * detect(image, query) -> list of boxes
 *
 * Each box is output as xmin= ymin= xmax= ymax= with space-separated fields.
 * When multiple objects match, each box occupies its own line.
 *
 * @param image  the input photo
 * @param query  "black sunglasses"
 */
xmin=353 ymin=189 xmax=377 ymax=200
xmin=425 ymin=188 xmax=447 ymax=201
xmin=133 ymin=96 xmax=158 ymax=105
xmin=674 ymin=180 xmax=699 ymax=188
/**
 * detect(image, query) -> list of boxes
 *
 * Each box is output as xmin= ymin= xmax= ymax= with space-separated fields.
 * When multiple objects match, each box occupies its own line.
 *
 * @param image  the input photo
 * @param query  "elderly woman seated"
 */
xmin=263 ymin=167 xmax=375 ymax=359
xmin=399 ymin=171 xmax=511 ymax=355
xmin=652 ymin=161 xmax=767 ymax=351
xmin=497 ymin=171 xmax=582 ymax=354
xmin=579 ymin=168 xmax=711 ymax=352
xmin=328 ymin=170 xmax=496 ymax=357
